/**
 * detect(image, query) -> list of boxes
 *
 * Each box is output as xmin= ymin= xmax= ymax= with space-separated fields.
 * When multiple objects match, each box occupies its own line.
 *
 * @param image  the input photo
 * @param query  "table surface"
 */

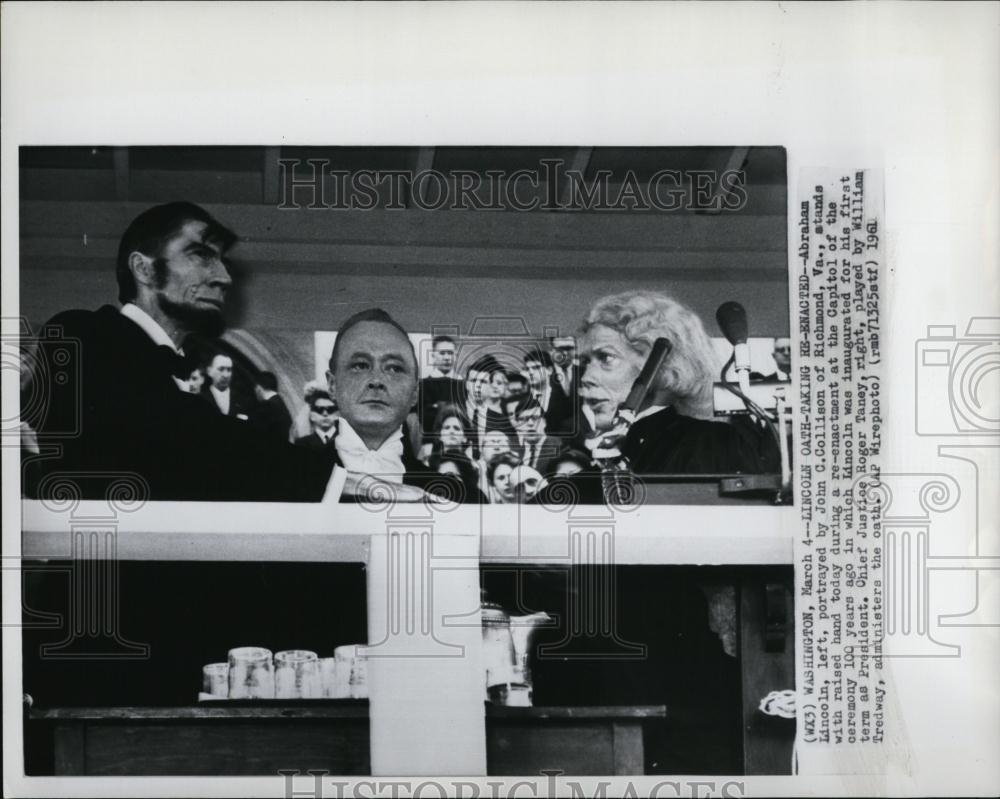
xmin=30 ymin=701 xmax=664 ymax=721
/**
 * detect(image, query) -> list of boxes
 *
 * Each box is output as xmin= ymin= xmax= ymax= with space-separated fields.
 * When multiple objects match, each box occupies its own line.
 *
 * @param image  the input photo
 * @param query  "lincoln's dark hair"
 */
xmin=256 ymin=371 xmax=279 ymax=392
xmin=327 ymin=308 xmax=417 ymax=373
xmin=116 ymin=202 xmax=237 ymax=304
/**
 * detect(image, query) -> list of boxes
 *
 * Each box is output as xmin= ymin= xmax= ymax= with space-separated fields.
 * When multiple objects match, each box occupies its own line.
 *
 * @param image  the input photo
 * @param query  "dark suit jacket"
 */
xmin=539 ymin=375 xmax=577 ymax=435
xmin=416 ymin=375 xmax=466 ymax=440
xmin=516 ymin=435 xmax=562 ymax=476
xmin=295 ymin=431 xmax=337 ymax=452
xmin=467 ymin=405 xmax=517 ymax=459
xmin=253 ymin=393 xmax=293 ymax=444
xmin=200 ymin=385 xmax=248 ymax=419
xmin=28 ymin=306 xmax=334 ymax=501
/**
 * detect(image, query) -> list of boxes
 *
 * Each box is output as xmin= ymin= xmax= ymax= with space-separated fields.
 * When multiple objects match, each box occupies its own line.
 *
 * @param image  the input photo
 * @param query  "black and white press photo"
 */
xmin=15 ymin=146 xmax=798 ymax=780
xmin=5 ymin=3 xmax=998 ymax=796
xmin=18 ymin=146 xmax=792 ymax=507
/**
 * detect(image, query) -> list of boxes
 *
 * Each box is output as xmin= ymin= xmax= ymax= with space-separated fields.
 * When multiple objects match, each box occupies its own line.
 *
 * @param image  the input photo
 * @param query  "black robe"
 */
xmin=536 ymin=406 xmax=780 ymax=504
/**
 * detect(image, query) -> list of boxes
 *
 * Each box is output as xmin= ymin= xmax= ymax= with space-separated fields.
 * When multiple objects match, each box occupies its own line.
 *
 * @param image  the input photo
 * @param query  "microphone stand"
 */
xmin=718 ymin=354 xmax=792 ymax=503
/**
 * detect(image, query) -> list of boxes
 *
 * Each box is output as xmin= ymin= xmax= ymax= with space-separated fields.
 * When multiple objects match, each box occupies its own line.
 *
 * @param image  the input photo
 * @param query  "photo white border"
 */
xmin=3 ymin=2 xmax=998 ymax=797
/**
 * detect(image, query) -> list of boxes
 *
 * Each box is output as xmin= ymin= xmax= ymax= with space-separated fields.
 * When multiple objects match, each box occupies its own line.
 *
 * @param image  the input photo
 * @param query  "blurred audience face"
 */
xmin=506 ymin=373 xmax=529 ymax=402
xmin=523 ymin=356 xmax=550 ymax=392
xmin=551 ymin=337 xmax=577 ymax=369
xmin=187 ymin=367 xmax=205 ymax=394
xmin=510 ymin=465 xmax=544 ymax=502
xmin=328 ymin=320 xmax=419 ymax=448
xmin=439 ymin=415 xmax=466 ymax=449
xmin=310 ymin=397 xmax=337 ymax=433
xmin=487 ymin=370 xmax=508 ymax=403
xmin=437 ymin=460 xmax=462 ymax=479
xmin=512 ymin=402 xmax=545 ymax=443
xmin=207 ymin=354 xmax=233 ymax=391
xmin=773 ymin=337 xmax=792 ymax=373
xmin=491 ymin=462 xmax=516 ymax=502
xmin=432 ymin=339 xmax=456 ymax=375
xmin=481 ymin=430 xmax=511 ymax=462
xmin=467 ymin=368 xmax=489 ymax=407
xmin=580 ymin=324 xmax=645 ymax=432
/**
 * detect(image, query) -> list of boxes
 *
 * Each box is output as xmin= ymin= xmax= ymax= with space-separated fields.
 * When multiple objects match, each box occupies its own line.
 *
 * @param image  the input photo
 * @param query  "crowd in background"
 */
xmin=170 ymin=327 xmax=793 ymax=504
xmin=296 ymin=336 xmax=592 ymax=503
xmin=19 ymin=201 xmax=787 ymax=506
xmin=165 ymin=335 xmax=594 ymax=503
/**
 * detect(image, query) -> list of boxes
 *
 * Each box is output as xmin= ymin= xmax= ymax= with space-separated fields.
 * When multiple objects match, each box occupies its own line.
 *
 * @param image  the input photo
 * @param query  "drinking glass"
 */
xmin=227 ymin=646 xmax=275 ymax=699
xmin=274 ymin=649 xmax=320 ymax=699
xmin=334 ymin=644 xmax=368 ymax=699
xmin=201 ymin=662 xmax=229 ymax=698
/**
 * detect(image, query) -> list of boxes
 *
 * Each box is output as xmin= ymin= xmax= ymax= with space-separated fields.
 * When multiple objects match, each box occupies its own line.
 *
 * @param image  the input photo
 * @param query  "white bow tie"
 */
xmin=334 ymin=420 xmax=406 ymax=484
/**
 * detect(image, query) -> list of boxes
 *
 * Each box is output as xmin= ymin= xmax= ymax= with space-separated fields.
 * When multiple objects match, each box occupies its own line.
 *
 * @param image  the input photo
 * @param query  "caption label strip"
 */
xmin=797 ymin=169 xmax=886 ymax=751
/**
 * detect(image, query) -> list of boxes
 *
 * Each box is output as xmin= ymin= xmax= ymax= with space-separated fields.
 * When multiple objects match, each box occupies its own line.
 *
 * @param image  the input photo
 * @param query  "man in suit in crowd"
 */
xmin=549 ymin=335 xmax=581 ymax=402
xmin=507 ymin=395 xmax=562 ymax=477
xmin=463 ymin=354 xmax=516 ymax=460
xmin=523 ymin=346 xmax=575 ymax=436
xmin=202 ymin=352 xmax=247 ymax=419
xmin=416 ymin=334 xmax=466 ymax=443
xmin=294 ymin=391 xmax=337 ymax=452
xmin=770 ymin=336 xmax=792 ymax=381
xmin=26 ymin=201 xmax=429 ymax=502
xmin=252 ymin=371 xmax=293 ymax=444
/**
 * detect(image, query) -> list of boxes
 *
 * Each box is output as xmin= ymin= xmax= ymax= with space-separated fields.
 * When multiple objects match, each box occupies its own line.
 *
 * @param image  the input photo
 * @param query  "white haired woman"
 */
xmin=579 ymin=290 xmax=777 ymax=475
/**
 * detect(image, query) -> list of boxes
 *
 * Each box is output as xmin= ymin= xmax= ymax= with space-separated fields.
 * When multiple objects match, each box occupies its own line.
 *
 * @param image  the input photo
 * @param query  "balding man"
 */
xmin=323 ymin=308 xmax=434 ymax=490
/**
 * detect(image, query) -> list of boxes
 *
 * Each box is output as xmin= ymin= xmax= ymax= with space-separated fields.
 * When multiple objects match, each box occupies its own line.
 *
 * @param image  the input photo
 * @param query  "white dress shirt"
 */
xmin=120 ymin=303 xmax=188 ymax=391
xmin=209 ymin=385 xmax=231 ymax=415
xmin=334 ymin=419 xmax=406 ymax=484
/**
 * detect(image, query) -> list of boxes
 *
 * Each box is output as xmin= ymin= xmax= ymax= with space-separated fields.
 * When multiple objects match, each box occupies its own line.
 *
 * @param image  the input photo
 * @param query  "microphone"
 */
xmin=716 ymin=301 xmax=752 ymax=394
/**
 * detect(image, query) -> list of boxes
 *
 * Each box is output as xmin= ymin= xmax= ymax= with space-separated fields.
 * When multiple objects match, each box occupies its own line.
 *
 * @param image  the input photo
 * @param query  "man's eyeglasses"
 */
xmin=312 ymin=405 xmax=336 ymax=415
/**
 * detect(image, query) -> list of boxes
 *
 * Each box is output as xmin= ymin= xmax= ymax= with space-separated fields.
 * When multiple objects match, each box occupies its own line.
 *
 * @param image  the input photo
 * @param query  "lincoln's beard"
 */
xmin=156 ymin=294 xmax=226 ymax=338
